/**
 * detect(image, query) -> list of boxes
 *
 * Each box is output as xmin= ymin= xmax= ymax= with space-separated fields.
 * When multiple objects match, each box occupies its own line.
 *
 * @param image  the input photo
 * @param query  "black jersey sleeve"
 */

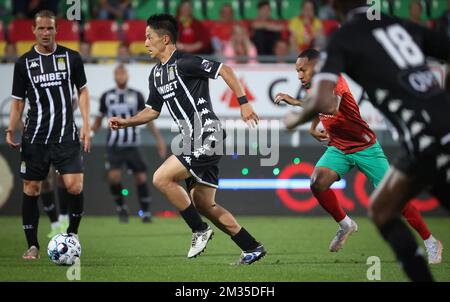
xmin=146 ymin=69 xmax=164 ymax=112
xmin=71 ymin=52 xmax=87 ymax=90
xmin=137 ymin=91 xmax=146 ymax=111
xmin=11 ymin=59 xmax=27 ymax=100
xmin=99 ymin=92 xmax=107 ymax=115
xmin=178 ymin=55 xmax=223 ymax=79
xmin=318 ymin=32 xmax=346 ymax=81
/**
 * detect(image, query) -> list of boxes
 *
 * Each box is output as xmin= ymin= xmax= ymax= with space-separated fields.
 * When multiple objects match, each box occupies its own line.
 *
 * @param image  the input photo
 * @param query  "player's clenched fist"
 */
xmin=109 ymin=117 xmax=128 ymax=130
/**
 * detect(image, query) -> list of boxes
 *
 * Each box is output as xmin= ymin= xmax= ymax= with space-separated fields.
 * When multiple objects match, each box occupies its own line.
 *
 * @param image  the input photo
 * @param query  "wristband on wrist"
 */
xmin=237 ymin=96 xmax=248 ymax=105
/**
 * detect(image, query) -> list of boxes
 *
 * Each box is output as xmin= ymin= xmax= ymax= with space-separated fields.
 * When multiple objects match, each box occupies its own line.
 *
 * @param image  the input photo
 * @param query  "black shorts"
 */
xmin=394 ymin=141 xmax=450 ymax=211
xmin=105 ymin=146 xmax=147 ymax=173
xmin=176 ymin=154 xmax=221 ymax=192
xmin=20 ymin=139 xmax=83 ymax=181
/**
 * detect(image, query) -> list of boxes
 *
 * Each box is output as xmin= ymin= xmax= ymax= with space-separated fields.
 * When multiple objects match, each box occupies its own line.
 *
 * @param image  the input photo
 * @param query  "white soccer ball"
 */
xmin=47 ymin=233 xmax=81 ymax=266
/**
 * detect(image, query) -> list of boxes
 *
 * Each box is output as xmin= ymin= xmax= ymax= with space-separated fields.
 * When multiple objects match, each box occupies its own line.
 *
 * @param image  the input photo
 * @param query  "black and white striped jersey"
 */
xmin=99 ymin=87 xmax=146 ymax=147
xmin=11 ymin=44 xmax=87 ymax=144
xmin=146 ymin=50 xmax=225 ymax=158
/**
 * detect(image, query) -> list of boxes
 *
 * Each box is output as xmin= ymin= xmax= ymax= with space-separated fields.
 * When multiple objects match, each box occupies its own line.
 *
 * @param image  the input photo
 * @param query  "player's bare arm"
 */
xmin=109 ymin=106 xmax=160 ymax=130
xmin=91 ymin=114 xmax=103 ymax=133
xmin=274 ymin=93 xmax=303 ymax=106
xmin=219 ymin=64 xmax=259 ymax=127
xmin=284 ymin=80 xmax=337 ymax=129
xmin=6 ymin=99 xmax=25 ymax=149
xmin=147 ymin=121 xmax=167 ymax=159
xmin=309 ymin=115 xmax=329 ymax=142
xmin=78 ymin=87 xmax=91 ymax=153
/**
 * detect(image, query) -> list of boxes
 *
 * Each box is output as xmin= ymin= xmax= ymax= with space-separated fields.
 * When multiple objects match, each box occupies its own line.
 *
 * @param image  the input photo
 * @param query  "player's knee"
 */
xmin=310 ymin=177 xmax=328 ymax=193
xmin=66 ymin=183 xmax=83 ymax=195
xmin=23 ymin=181 xmax=41 ymax=196
xmin=152 ymin=172 xmax=168 ymax=191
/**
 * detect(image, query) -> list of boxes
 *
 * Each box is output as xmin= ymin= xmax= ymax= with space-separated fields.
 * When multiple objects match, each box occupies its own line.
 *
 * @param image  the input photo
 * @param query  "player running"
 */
xmin=277 ymin=48 xmax=442 ymax=263
xmin=284 ymin=0 xmax=450 ymax=281
xmin=109 ymin=14 xmax=266 ymax=264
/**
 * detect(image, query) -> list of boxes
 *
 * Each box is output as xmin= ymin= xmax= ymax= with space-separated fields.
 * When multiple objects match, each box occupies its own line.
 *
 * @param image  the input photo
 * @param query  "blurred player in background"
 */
xmin=92 ymin=64 xmax=167 ymax=223
xmin=277 ymin=48 xmax=442 ymax=263
xmin=285 ymin=0 xmax=450 ymax=281
xmin=109 ymin=14 xmax=266 ymax=264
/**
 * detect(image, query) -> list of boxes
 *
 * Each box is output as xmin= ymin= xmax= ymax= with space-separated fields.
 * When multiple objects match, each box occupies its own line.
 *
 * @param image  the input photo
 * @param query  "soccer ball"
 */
xmin=47 ymin=233 xmax=81 ymax=266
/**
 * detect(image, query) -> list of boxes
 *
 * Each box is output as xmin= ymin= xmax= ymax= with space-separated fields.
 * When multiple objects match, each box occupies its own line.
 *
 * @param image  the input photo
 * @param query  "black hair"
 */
xmin=146 ymin=13 xmax=178 ymax=43
xmin=298 ymin=48 xmax=320 ymax=60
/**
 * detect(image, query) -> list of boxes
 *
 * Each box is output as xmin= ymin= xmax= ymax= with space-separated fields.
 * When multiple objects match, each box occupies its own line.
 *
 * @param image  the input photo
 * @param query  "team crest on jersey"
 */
xmin=57 ymin=58 xmax=66 ymax=70
xmin=168 ymin=66 xmax=175 ymax=81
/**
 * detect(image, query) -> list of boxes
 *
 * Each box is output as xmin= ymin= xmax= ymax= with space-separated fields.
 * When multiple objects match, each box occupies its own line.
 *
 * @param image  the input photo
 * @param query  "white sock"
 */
xmin=338 ymin=215 xmax=352 ymax=229
xmin=424 ymin=234 xmax=436 ymax=245
xmin=59 ymin=214 xmax=69 ymax=222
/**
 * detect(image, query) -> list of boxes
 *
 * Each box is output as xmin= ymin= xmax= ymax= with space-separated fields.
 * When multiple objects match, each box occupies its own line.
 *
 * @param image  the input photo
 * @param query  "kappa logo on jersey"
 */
xmin=201 ymin=59 xmax=213 ymax=73
xmin=29 ymin=61 xmax=39 ymax=69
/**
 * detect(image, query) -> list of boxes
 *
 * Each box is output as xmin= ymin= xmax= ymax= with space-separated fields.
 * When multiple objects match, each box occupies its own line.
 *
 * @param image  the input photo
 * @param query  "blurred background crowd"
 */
xmin=0 ymin=0 xmax=449 ymax=64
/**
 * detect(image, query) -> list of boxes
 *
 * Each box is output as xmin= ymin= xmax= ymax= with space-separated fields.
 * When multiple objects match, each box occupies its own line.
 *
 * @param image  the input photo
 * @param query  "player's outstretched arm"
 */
xmin=109 ymin=107 xmax=160 ymax=130
xmin=78 ymin=87 xmax=91 ymax=153
xmin=219 ymin=64 xmax=259 ymax=127
xmin=147 ymin=121 xmax=167 ymax=159
xmin=284 ymin=80 xmax=337 ymax=130
xmin=274 ymin=93 xmax=303 ymax=106
xmin=5 ymin=99 xmax=25 ymax=149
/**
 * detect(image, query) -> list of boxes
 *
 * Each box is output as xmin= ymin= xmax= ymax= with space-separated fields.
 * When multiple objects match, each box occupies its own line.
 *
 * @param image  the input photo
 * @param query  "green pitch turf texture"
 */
xmin=0 ymin=216 xmax=449 ymax=282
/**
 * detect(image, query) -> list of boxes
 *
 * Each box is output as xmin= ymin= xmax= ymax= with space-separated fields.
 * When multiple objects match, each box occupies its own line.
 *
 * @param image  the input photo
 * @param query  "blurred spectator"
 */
xmin=409 ymin=0 xmax=432 ymax=27
xmin=250 ymin=0 xmax=285 ymax=56
xmin=289 ymin=0 xmax=324 ymax=52
xmin=435 ymin=0 xmax=450 ymax=39
xmin=79 ymin=41 xmax=98 ymax=63
xmin=273 ymin=40 xmax=290 ymax=63
xmin=117 ymin=42 xmax=135 ymax=63
xmin=223 ymin=25 xmax=257 ymax=65
xmin=2 ymin=43 xmax=17 ymax=63
xmin=318 ymin=0 xmax=336 ymax=20
xmin=97 ymin=0 xmax=133 ymax=20
xmin=210 ymin=4 xmax=243 ymax=55
xmin=13 ymin=0 xmax=58 ymax=19
xmin=176 ymin=0 xmax=211 ymax=54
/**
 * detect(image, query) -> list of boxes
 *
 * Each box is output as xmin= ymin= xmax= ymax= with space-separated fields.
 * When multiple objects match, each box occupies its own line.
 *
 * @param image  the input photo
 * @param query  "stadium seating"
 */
xmin=122 ymin=20 xmax=147 ymax=55
xmin=84 ymin=20 xmax=120 ymax=43
xmin=84 ymin=20 xmax=120 ymax=58
xmin=122 ymin=20 xmax=147 ymax=45
xmin=205 ymin=0 xmax=240 ymax=20
xmin=133 ymin=0 xmax=167 ymax=20
xmin=56 ymin=19 xmax=80 ymax=52
xmin=8 ymin=19 xmax=35 ymax=56
xmin=8 ymin=19 xmax=35 ymax=42
xmin=0 ymin=21 xmax=4 ymax=57
xmin=279 ymin=0 xmax=303 ymax=20
xmin=430 ymin=0 xmax=448 ymax=18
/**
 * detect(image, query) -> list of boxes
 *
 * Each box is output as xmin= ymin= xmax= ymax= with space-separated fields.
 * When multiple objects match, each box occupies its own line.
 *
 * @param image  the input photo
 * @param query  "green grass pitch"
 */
xmin=0 ymin=216 xmax=449 ymax=282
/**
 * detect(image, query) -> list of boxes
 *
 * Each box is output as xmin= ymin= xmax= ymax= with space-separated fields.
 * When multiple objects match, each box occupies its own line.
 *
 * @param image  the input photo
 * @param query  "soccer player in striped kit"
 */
xmin=6 ymin=10 xmax=90 ymax=259
xmin=92 ymin=64 xmax=167 ymax=223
